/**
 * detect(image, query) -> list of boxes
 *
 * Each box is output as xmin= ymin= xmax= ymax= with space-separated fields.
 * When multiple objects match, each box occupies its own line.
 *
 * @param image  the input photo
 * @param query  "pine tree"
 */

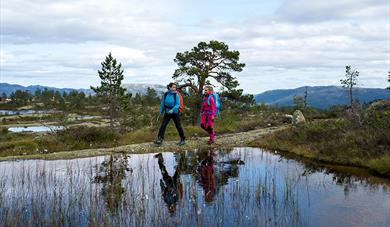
xmin=91 ymin=53 xmax=127 ymax=129
xmin=340 ymin=65 xmax=359 ymax=109
xmin=173 ymin=40 xmax=245 ymax=124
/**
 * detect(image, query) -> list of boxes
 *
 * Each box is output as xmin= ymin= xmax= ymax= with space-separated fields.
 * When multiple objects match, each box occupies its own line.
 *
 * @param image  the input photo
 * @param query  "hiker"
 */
xmin=154 ymin=153 xmax=183 ymax=213
xmin=155 ymin=82 xmax=186 ymax=145
xmin=200 ymin=86 xmax=217 ymax=144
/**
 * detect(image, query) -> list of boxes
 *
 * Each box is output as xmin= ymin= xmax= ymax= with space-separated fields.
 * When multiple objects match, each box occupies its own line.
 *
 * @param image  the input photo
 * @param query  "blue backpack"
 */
xmin=207 ymin=92 xmax=222 ymax=117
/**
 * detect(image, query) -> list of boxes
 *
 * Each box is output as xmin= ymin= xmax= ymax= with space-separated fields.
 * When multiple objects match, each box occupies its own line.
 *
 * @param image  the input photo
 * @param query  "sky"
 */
xmin=0 ymin=0 xmax=389 ymax=94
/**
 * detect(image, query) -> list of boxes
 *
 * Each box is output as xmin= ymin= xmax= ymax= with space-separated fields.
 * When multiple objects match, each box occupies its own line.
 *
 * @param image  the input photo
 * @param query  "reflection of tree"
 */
xmin=94 ymin=154 xmax=131 ymax=213
xmin=154 ymin=153 xmax=183 ymax=213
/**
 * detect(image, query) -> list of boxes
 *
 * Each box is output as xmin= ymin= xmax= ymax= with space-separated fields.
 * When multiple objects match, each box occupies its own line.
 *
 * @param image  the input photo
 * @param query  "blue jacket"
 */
xmin=160 ymin=91 xmax=181 ymax=114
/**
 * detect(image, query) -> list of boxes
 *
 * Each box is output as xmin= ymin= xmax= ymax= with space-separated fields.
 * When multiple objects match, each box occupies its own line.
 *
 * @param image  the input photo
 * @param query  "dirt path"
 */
xmin=0 ymin=126 xmax=287 ymax=161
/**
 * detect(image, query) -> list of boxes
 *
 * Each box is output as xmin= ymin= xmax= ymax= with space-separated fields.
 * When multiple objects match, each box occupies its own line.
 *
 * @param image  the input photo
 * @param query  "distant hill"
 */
xmin=0 ymin=83 xmax=94 ymax=96
xmin=255 ymin=86 xmax=390 ymax=109
xmin=122 ymin=83 xmax=166 ymax=95
xmin=0 ymin=83 xmax=167 ymax=96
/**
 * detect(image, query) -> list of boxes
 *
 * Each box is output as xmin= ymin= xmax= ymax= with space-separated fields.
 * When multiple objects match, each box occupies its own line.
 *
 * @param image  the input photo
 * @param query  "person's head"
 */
xmin=167 ymin=82 xmax=177 ymax=91
xmin=203 ymin=85 xmax=213 ymax=95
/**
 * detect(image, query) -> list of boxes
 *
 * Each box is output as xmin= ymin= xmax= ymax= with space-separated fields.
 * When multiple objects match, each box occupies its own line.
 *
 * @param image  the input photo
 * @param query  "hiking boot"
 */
xmin=154 ymin=138 xmax=163 ymax=145
xmin=178 ymin=138 xmax=186 ymax=146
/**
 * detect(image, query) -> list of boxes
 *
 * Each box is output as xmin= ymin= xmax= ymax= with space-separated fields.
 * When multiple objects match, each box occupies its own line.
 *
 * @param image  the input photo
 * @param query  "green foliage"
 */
xmin=220 ymin=88 xmax=255 ymax=108
xmin=173 ymin=40 xmax=245 ymax=91
xmin=91 ymin=53 xmax=127 ymax=128
xmin=293 ymin=95 xmax=304 ymax=109
xmin=173 ymin=40 xmax=245 ymax=124
xmin=9 ymin=90 xmax=32 ymax=106
xmin=143 ymin=87 xmax=160 ymax=106
xmin=57 ymin=126 xmax=120 ymax=149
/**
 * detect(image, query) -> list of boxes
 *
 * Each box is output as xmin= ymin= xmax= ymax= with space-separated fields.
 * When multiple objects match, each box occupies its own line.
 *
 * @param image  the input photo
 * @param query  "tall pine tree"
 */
xmin=91 ymin=53 xmax=126 ymax=129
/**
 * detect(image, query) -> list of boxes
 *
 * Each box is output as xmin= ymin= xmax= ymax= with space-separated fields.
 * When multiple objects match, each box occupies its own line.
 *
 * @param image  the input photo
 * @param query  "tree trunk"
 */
xmin=192 ymin=98 xmax=202 ymax=126
xmin=349 ymin=85 xmax=353 ymax=110
xmin=109 ymin=94 xmax=114 ymax=129
xmin=191 ymin=78 xmax=205 ymax=126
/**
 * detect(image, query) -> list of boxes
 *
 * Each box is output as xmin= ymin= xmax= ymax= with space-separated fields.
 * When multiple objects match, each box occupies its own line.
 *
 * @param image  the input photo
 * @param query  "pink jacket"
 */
xmin=200 ymin=94 xmax=216 ymax=116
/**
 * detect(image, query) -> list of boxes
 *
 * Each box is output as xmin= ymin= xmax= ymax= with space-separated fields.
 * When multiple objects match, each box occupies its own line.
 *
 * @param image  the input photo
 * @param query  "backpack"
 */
xmin=164 ymin=91 xmax=184 ymax=113
xmin=207 ymin=92 xmax=222 ymax=117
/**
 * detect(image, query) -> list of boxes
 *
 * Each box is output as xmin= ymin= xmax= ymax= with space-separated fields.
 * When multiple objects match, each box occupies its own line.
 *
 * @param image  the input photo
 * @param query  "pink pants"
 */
xmin=201 ymin=113 xmax=214 ymax=142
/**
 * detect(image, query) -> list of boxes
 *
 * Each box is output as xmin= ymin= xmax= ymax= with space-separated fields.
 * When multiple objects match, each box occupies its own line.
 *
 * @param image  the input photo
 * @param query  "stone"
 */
xmin=282 ymin=114 xmax=293 ymax=124
xmin=292 ymin=110 xmax=306 ymax=125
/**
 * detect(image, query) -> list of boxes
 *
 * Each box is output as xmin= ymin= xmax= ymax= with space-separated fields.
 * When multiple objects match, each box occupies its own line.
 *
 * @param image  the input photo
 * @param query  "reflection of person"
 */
xmin=154 ymin=153 xmax=183 ymax=213
xmin=200 ymin=150 xmax=216 ymax=202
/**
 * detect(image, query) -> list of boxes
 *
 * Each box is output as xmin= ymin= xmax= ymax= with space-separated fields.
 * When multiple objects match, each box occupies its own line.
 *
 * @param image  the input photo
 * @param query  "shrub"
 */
xmin=57 ymin=126 xmax=120 ymax=149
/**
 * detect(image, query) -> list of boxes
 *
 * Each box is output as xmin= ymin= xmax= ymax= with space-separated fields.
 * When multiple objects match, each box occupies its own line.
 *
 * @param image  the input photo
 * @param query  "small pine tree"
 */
xmin=293 ymin=95 xmax=304 ymax=109
xmin=91 ymin=53 xmax=127 ymax=129
xmin=340 ymin=65 xmax=359 ymax=109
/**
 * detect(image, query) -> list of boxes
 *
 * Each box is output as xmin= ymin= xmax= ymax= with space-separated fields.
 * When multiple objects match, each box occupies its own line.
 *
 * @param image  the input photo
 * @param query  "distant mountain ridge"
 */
xmin=255 ymin=86 xmax=390 ymax=109
xmin=0 ymin=83 xmax=93 ymax=96
xmin=0 ymin=83 xmax=167 ymax=96
xmin=2 ymin=83 xmax=388 ymax=109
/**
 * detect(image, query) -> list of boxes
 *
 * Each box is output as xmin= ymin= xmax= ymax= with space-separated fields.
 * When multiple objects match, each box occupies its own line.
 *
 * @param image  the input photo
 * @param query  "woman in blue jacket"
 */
xmin=155 ymin=82 xmax=186 ymax=145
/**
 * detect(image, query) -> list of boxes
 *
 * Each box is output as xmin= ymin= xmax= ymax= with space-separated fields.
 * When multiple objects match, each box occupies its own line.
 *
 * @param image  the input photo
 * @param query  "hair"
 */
xmin=167 ymin=82 xmax=177 ymax=89
xmin=204 ymin=85 xmax=213 ymax=92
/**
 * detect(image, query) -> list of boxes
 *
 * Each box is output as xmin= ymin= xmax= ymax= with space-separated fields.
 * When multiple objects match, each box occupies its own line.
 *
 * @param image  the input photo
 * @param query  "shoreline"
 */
xmin=0 ymin=126 xmax=287 ymax=161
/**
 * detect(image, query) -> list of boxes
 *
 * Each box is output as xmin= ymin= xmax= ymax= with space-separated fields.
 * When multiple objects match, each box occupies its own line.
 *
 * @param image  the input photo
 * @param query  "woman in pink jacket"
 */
xmin=200 ymin=86 xmax=216 ymax=144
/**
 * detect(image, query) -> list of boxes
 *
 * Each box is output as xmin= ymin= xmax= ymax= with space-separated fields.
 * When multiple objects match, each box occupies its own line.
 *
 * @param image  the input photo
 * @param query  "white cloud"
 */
xmin=1 ymin=0 xmax=388 ymax=93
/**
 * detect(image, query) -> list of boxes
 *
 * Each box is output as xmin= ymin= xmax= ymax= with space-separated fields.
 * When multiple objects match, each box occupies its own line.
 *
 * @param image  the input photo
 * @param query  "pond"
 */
xmin=8 ymin=125 xmax=64 ymax=133
xmin=0 ymin=147 xmax=389 ymax=226
xmin=0 ymin=110 xmax=56 ymax=116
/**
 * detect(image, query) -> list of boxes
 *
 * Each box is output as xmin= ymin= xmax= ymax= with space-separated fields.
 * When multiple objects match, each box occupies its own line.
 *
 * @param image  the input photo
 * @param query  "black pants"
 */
xmin=158 ymin=113 xmax=185 ymax=140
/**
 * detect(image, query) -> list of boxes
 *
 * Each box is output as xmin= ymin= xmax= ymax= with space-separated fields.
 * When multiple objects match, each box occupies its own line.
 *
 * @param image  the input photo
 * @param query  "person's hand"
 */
xmin=168 ymin=110 xmax=173 ymax=114
xmin=211 ymin=116 xmax=215 ymax=121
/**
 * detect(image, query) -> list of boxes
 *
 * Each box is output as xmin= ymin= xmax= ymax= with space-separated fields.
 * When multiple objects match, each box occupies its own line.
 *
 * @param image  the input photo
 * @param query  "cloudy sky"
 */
xmin=1 ymin=0 xmax=389 ymax=93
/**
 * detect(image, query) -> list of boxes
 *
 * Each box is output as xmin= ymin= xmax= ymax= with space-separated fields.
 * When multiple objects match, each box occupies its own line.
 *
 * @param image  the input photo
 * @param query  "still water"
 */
xmin=0 ymin=147 xmax=388 ymax=226
xmin=0 ymin=110 xmax=55 ymax=116
xmin=8 ymin=125 xmax=64 ymax=133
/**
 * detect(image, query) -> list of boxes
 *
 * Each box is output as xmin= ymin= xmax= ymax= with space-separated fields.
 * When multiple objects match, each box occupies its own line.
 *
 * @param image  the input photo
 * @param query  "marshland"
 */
xmin=2 ymin=1 xmax=390 ymax=224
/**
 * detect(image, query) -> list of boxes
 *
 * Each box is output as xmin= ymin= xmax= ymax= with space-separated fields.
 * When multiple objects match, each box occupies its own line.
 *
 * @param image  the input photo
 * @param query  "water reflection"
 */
xmin=154 ymin=153 xmax=183 ymax=213
xmin=94 ymin=154 xmax=131 ymax=213
xmin=0 ymin=147 xmax=389 ymax=226
xmin=199 ymin=149 xmax=216 ymax=202
xmin=8 ymin=125 xmax=64 ymax=133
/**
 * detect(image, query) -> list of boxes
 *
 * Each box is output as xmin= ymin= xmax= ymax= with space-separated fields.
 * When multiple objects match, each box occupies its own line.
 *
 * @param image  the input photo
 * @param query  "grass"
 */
xmin=250 ymin=118 xmax=390 ymax=177
xmin=0 ymin=110 xmax=282 ymax=159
